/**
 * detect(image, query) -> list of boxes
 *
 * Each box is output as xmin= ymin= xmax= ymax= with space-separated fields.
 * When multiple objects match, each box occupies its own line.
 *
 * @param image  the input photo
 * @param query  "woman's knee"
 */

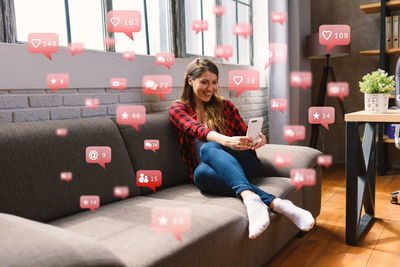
xmin=193 ymin=164 xmax=215 ymax=189
xmin=200 ymin=141 xmax=221 ymax=161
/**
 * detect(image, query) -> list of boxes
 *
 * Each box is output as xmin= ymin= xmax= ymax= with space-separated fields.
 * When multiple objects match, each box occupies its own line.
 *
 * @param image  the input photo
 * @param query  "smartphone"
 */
xmin=246 ymin=117 xmax=263 ymax=144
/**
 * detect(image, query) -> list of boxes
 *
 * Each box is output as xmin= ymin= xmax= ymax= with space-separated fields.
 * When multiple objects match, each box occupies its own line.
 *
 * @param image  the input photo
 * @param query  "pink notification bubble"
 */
xmin=68 ymin=42 xmax=84 ymax=56
xmin=317 ymin=155 xmax=333 ymax=168
xmin=213 ymin=5 xmax=225 ymax=16
xmin=47 ymin=73 xmax=69 ymax=93
xmin=233 ymin=23 xmax=252 ymax=39
xmin=142 ymin=75 xmax=172 ymax=101
xmin=273 ymin=154 xmax=292 ymax=169
xmin=192 ymin=20 xmax=208 ymax=34
xmin=104 ymin=37 xmax=116 ymax=48
xmin=151 ymin=207 xmax=191 ymax=241
xmin=319 ymin=24 xmax=350 ymax=52
xmin=114 ymin=186 xmax=129 ymax=199
xmin=107 ymin=10 xmax=141 ymax=40
xmin=271 ymin=12 xmax=287 ymax=26
xmin=144 ymin=139 xmax=160 ymax=153
xmin=214 ymin=45 xmax=233 ymax=62
xmin=122 ymin=51 xmax=135 ymax=61
xmin=60 ymin=172 xmax=72 ymax=182
xmin=80 ymin=195 xmax=100 ymax=212
xmin=28 ymin=33 xmax=59 ymax=60
xmin=290 ymin=71 xmax=312 ymax=91
xmin=290 ymin=168 xmax=316 ymax=190
xmin=85 ymin=98 xmax=100 ymax=111
xmin=116 ymin=105 xmax=146 ymax=131
xmin=136 ymin=170 xmax=162 ymax=192
xmin=270 ymin=99 xmax=288 ymax=114
xmin=85 ymin=146 xmax=111 ymax=169
xmin=56 ymin=128 xmax=68 ymax=137
xmin=155 ymin=53 xmax=175 ymax=70
xmin=283 ymin=125 xmax=306 ymax=145
xmin=110 ymin=78 xmax=127 ymax=92
xmin=308 ymin=106 xmax=335 ymax=130
xmin=327 ymin=82 xmax=349 ymax=101
xmin=265 ymin=43 xmax=288 ymax=69
xmin=228 ymin=70 xmax=260 ymax=97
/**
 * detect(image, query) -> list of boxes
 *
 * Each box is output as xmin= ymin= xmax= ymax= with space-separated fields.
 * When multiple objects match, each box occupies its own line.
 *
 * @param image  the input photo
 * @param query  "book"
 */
xmin=394 ymin=16 xmax=399 ymax=48
xmin=386 ymin=16 xmax=393 ymax=49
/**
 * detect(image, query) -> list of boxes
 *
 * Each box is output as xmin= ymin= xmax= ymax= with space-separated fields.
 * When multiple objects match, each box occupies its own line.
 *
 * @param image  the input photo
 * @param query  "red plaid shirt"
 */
xmin=169 ymin=98 xmax=260 ymax=180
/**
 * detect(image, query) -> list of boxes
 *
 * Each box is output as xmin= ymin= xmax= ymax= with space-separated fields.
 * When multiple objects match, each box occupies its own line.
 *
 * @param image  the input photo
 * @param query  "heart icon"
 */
xmin=233 ymin=76 xmax=243 ymax=86
xmin=322 ymin=31 xmax=332 ymax=40
xmin=31 ymin=39 xmax=41 ymax=49
xmin=110 ymin=17 xmax=120 ymax=27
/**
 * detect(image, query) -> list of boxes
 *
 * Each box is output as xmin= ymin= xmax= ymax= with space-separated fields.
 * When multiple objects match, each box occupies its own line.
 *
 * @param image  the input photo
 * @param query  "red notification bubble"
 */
xmin=56 ymin=128 xmax=68 ymax=137
xmin=270 ymin=99 xmax=288 ymax=114
xmin=104 ymin=37 xmax=116 ymax=48
xmin=228 ymin=70 xmax=260 ymax=97
xmin=85 ymin=98 xmax=100 ymax=111
xmin=290 ymin=71 xmax=312 ymax=91
xmin=265 ymin=43 xmax=287 ymax=69
xmin=136 ymin=170 xmax=162 ymax=192
xmin=116 ymin=105 xmax=146 ymax=131
xmin=28 ymin=33 xmax=59 ymax=60
xmin=142 ymin=75 xmax=172 ymax=101
xmin=213 ymin=5 xmax=225 ymax=16
xmin=308 ymin=106 xmax=335 ymax=130
xmin=192 ymin=20 xmax=208 ymax=34
xmin=114 ymin=186 xmax=129 ymax=199
xmin=85 ymin=146 xmax=111 ymax=169
xmin=317 ymin=155 xmax=333 ymax=168
xmin=155 ymin=53 xmax=175 ymax=70
xmin=283 ymin=125 xmax=306 ymax=145
xmin=60 ymin=172 xmax=72 ymax=182
xmin=80 ymin=195 xmax=100 ymax=212
xmin=319 ymin=24 xmax=350 ymax=52
xmin=122 ymin=51 xmax=135 ymax=61
xmin=68 ymin=42 xmax=84 ymax=56
xmin=271 ymin=12 xmax=287 ymax=26
xmin=233 ymin=23 xmax=252 ymax=39
xmin=290 ymin=168 xmax=316 ymax=190
xmin=151 ymin=207 xmax=191 ymax=241
xmin=47 ymin=73 xmax=69 ymax=93
xmin=214 ymin=45 xmax=233 ymax=62
xmin=110 ymin=78 xmax=127 ymax=92
xmin=327 ymin=82 xmax=349 ymax=101
xmin=273 ymin=154 xmax=292 ymax=169
xmin=144 ymin=139 xmax=160 ymax=153
xmin=107 ymin=10 xmax=141 ymax=40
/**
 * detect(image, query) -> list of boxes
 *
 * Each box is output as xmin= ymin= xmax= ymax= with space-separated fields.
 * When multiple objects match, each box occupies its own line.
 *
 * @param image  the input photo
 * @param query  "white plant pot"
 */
xmin=364 ymin=93 xmax=389 ymax=113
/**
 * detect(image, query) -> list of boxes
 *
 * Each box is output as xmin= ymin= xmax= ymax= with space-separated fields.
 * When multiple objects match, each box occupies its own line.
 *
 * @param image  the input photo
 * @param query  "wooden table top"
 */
xmin=345 ymin=109 xmax=400 ymax=122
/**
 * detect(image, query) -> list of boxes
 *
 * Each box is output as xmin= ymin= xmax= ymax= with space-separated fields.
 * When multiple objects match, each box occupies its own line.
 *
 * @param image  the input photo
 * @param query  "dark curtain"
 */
xmin=0 ymin=0 xmax=17 ymax=43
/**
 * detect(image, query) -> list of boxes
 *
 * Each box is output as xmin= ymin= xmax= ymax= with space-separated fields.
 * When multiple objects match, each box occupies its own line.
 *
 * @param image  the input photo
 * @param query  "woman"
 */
xmin=169 ymin=58 xmax=314 ymax=239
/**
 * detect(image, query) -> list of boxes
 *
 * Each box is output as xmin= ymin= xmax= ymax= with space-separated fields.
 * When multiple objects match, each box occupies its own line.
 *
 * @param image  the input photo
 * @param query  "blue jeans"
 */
xmin=193 ymin=141 xmax=276 ymax=206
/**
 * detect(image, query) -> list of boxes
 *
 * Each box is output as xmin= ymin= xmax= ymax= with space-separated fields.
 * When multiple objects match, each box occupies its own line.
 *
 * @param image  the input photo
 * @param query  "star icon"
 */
xmin=158 ymin=215 xmax=169 ymax=226
xmin=122 ymin=112 xmax=129 ymax=120
xmin=51 ymin=78 xmax=57 ymax=84
xmin=313 ymin=112 xmax=320 ymax=119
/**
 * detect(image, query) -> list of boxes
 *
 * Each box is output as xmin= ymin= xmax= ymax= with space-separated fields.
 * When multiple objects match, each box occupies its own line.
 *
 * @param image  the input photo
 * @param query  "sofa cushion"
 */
xmin=0 ymin=213 xmax=126 ymax=267
xmin=0 ymin=117 xmax=140 ymax=222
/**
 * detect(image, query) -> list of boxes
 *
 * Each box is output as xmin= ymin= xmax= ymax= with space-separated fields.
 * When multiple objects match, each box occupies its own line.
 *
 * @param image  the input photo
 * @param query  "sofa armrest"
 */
xmin=0 ymin=213 xmax=126 ymax=267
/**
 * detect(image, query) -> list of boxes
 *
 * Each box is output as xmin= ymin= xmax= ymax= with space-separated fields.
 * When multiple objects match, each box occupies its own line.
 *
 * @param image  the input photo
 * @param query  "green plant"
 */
xmin=359 ymin=69 xmax=395 ymax=94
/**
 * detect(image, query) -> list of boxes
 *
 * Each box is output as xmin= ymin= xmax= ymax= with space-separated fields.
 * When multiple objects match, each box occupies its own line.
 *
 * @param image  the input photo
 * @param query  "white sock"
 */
xmin=243 ymin=194 xmax=270 ymax=239
xmin=272 ymin=198 xmax=315 ymax=231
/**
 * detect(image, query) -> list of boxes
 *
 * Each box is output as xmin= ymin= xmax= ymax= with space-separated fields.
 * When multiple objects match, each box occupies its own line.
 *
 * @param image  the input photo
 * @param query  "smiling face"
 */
xmin=188 ymin=70 xmax=218 ymax=107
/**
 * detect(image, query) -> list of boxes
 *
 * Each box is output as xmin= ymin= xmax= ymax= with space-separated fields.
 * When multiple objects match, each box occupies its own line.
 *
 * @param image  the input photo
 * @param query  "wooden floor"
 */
xmin=267 ymin=164 xmax=400 ymax=267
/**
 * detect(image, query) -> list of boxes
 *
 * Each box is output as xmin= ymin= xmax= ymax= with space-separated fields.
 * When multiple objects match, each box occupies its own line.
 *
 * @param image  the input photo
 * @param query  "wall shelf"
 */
xmin=360 ymin=0 xmax=400 ymax=14
xmin=360 ymin=48 xmax=400 ymax=55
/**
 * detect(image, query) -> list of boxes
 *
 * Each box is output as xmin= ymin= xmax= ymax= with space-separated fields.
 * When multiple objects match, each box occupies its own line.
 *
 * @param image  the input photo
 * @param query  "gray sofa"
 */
xmin=0 ymin=113 xmax=322 ymax=267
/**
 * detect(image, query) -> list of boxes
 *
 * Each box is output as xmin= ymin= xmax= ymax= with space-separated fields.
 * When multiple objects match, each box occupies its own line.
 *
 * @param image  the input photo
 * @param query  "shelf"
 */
xmin=361 ymin=135 xmax=395 ymax=143
xmin=360 ymin=48 xmax=400 ymax=56
xmin=360 ymin=0 xmax=400 ymax=14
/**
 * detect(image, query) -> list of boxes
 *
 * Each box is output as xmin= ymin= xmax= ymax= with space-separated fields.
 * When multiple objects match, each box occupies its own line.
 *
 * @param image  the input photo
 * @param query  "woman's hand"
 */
xmin=251 ymin=133 xmax=266 ymax=151
xmin=224 ymin=136 xmax=254 ymax=151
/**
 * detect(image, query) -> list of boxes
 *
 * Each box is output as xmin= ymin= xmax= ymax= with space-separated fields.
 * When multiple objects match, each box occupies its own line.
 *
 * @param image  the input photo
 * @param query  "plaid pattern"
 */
xmin=169 ymin=98 xmax=260 ymax=180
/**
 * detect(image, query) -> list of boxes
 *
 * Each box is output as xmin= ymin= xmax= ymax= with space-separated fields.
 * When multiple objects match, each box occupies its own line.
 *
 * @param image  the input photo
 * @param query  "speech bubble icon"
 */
xmin=271 ymin=12 xmax=287 ymax=26
xmin=213 ymin=5 xmax=225 ymax=16
xmin=28 ymin=33 xmax=59 ymax=60
xmin=80 ymin=195 xmax=100 ymax=212
xmin=283 ymin=125 xmax=306 ymax=145
xmin=290 ymin=168 xmax=316 ymax=190
xmin=122 ymin=51 xmax=135 ymax=61
xmin=85 ymin=98 xmax=100 ymax=111
xmin=47 ymin=73 xmax=69 ymax=93
xmin=192 ymin=20 xmax=208 ymax=34
xmin=104 ymin=37 xmax=116 ymax=48
xmin=116 ymin=105 xmax=146 ymax=131
xmin=155 ymin=53 xmax=175 ymax=69
xmin=290 ymin=71 xmax=312 ymax=91
xmin=233 ymin=23 xmax=252 ymax=39
xmin=142 ymin=75 xmax=172 ymax=101
xmin=151 ymin=207 xmax=191 ymax=241
xmin=317 ymin=155 xmax=333 ymax=168
xmin=60 ymin=172 xmax=72 ymax=182
xmin=113 ymin=186 xmax=129 ymax=199
xmin=144 ymin=139 xmax=160 ymax=153
xmin=319 ymin=24 xmax=350 ymax=52
xmin=107 ymin=10 xmax=141 ymax=40
xmin=270 ymin=99 xmax=288 ymax=114
xmin=85 ymin=146 xmax=111 ymax=169
xmin=68 ymin=42 xmax=84 ymax=56
xmin=136 ymin=170 xmax=162 ymax=192
xmin=214 ymin=45 xmax=233 ymax=62
xmin=327 ymin=82 xmax=349 ymax=101
xmin=228 ymin=70 xmax=260 ymax=97
xmin=56 ymin=128 xmax=68 ymax=137
xmin=265 ymin=43 xmax=288 ymax=69
xmin=273 ymin=154 xmax=292 ymax=169
xmin=308 ymin=106 xmax=335 ymax=130
xmin=110 ymin=78 xmax=127 ymax=92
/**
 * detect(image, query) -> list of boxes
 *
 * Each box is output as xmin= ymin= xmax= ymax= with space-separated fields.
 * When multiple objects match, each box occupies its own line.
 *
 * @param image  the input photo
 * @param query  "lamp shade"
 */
xmin=306 ymin=33 xmax=350 ymax=60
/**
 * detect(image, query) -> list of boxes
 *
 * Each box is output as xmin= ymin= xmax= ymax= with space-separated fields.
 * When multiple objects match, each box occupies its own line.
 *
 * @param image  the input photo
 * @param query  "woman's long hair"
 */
xmin=178 ymin=58 xmax=227 ymax=134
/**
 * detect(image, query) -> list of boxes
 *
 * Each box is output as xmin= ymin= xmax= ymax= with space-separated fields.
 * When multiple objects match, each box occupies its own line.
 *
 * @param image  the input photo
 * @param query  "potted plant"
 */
xmin=359 ymin=69 xmax=395 ymax=113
